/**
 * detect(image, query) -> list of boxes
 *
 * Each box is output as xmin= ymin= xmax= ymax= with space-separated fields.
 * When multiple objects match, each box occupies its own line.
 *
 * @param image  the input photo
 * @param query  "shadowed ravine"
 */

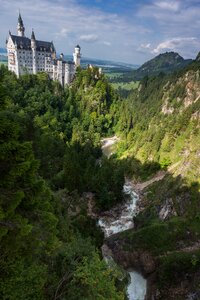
xmin=99 ymin=137 xmax=147 ymax=300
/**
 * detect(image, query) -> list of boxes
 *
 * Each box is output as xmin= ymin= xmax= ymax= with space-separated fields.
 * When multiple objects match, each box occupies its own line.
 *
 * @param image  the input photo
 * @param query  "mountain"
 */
xmin=115 ymin=52 xmax=193 ymax=83
xmin=134 ymin=51 xmax=192 ymax=78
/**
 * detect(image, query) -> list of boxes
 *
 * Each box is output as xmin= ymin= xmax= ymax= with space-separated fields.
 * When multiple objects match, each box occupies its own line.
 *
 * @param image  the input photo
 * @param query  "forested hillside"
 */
xmin=111 ymin=59 xmax=200 ymax=299
xmin=0 ymin=66 xmax=126 ymax=299
xmin=116 ymin=60 xmax=200 ymax=183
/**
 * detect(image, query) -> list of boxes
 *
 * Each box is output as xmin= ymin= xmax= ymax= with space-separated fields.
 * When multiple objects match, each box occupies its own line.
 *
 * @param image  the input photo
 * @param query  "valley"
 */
xmin=0 ymin=50 xmax=200 ymax=299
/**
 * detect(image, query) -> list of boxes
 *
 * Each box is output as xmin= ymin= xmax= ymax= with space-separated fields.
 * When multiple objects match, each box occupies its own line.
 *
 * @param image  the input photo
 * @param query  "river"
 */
xmin=99 ymin=136 xmax=147 ymax=300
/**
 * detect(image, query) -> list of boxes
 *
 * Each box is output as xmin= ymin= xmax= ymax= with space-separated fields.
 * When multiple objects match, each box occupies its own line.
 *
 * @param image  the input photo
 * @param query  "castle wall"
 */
xmin=7 ymin=38 xmax=18 ymax=75
xmin=18 ymin=49 xmax=33 ymax=75
xmin=65 ymin=63 xmax=75 ymax=85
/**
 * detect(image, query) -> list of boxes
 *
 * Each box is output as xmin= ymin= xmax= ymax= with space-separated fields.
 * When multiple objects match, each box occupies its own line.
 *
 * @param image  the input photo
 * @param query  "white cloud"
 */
xmin=1 ymin=0 xmax=145 ymax=62
xmin=154 ymin=1 xmax=180 ymax=12
xmin=138 ymin=0 xmax=200 ymax=35
xmin=57 ymin=28 xmax=70 ymax=37
xmin=152 ymin=37 xmax=200 ymax=55
xmin=1 ymin=0 xmax=200 ymax=64
xmin=79 ymin=34 xmax=98 ymax=42
xmin=141 ymin=43 xmax=151 ymax=49
xmin=137 ymin=0 xmax=200 ymax=59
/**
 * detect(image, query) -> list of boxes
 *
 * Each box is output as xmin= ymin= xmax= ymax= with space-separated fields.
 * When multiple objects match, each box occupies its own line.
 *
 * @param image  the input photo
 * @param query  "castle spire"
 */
xmin=17 ymin=13 xmax=25 ymax=37
xmin=18 ymin=13 xmax=23 ymax=25
xmin=31 ymin=29 xmax=36 ymax=40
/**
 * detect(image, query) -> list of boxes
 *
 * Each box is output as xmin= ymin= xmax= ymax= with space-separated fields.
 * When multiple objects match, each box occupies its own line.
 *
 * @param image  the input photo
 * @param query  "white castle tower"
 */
xmin=73 ymin=45 xmax=81 ymax=66
xmin=17 ymin=13 xmax=25 ymax=37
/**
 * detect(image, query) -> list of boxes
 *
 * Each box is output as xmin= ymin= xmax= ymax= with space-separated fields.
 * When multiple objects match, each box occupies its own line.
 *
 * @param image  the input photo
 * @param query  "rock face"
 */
xmin=106 ymin=239 xmax=156 ymax=276
xmin=158 ymin=198 xmax=177 ymax=220
xmin=105 ymin=236 xmax=156 ymax=300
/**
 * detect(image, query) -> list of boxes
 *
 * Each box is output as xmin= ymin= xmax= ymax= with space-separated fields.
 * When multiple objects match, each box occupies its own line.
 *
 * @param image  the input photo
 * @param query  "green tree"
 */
xmin=69 ymin=253 xmax=125 ymax=300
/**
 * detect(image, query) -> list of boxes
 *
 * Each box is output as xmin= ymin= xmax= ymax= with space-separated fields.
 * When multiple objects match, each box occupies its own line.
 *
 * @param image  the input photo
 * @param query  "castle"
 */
xmin=6 ymin=14 xmax=81 ymax=86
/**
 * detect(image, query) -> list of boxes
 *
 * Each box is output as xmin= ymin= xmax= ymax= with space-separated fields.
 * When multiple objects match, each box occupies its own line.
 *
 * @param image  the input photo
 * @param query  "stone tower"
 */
xmin=31 ymin=30 xmax=37 ymax=74
xmin=17 ymin=13 xmax=25 ymax=37
xmin=73 ymin=45 xmax=81 ymax=67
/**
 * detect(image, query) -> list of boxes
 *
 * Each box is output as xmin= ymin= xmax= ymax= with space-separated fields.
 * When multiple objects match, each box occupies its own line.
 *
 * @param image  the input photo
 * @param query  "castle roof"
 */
xmin=10 ymin=34 xmax=55 ymax=52
xmin=11 ymin=35 xmax=30 ymax=49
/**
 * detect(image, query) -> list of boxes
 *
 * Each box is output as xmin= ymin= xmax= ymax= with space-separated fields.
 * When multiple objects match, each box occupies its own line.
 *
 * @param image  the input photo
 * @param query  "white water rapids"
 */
xmin=99 ymin=137 xmax=147 ymax=300
xmin=98 ymin=182 xmax=139 ymax=238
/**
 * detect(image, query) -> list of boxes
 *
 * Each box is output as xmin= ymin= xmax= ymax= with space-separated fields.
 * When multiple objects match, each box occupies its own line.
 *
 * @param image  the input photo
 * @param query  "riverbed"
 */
xmin=101 ymin=136 xmax=119 ymax=158
xmin=99 ymin=137 xmax=147 ymax=300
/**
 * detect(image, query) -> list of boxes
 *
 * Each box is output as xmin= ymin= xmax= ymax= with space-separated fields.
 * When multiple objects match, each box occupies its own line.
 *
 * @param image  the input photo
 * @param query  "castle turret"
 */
xmin=60 ymin=53 xmax=64 ymax=60
xmin=73 ymin=45 xmax=81 ymax=67
xmin=17 ymin=13 xmax=25 ymax=37
xmin=31 ymin=30 xmax=37 ymax=74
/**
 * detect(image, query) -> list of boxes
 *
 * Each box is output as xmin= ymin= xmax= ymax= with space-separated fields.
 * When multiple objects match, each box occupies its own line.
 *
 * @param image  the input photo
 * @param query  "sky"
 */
xmin=1 ymin=0 xmax=200 ymax=64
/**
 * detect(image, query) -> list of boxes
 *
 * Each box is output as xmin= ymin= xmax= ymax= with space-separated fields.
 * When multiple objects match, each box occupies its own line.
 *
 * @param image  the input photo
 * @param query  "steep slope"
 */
xmin=117 ymin=60 xmax=200 ymax=184
xmin=113 ymin=59 xmax=200 ymax=299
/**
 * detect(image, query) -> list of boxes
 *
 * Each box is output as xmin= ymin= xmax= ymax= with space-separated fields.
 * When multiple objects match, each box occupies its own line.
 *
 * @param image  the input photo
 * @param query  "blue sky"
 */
xmin=1 ymin=0 xmax=200 ymax=64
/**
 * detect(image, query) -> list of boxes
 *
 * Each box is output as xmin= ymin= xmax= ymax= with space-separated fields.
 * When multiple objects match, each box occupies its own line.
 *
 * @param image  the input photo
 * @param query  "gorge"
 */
xmin=99 ymin=137 xmax=147 ymax=300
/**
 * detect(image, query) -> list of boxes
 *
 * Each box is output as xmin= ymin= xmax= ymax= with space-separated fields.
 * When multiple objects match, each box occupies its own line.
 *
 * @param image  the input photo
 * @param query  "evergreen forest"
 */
xmin=0 ymin=66 xmax=125 ymax=299
xmin=1 ymin=55 xmax=200 ymax=299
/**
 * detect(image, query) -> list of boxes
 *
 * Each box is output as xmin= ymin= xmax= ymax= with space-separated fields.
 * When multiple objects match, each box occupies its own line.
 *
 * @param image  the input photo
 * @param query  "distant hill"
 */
xmin=134 ymin=51 xmax=192 ymax=79
xmin=0 ymin=54 xmax=7 ymax=61
xmin=65 ymin=55 xmax=138 ymax=73
xmin=0 ymin=47 xmax=7 ymax=63
xmin=114 ymin=52 xmax=193 ymax=83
